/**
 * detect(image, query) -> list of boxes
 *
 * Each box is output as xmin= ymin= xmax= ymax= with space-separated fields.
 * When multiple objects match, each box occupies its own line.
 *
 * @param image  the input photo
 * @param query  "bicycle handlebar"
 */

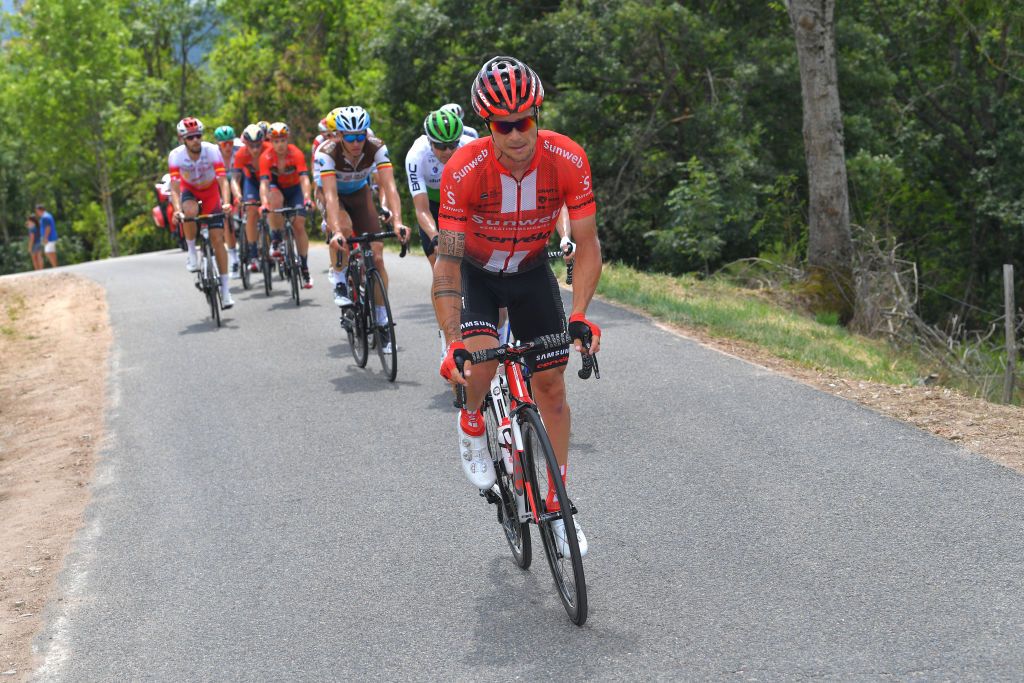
xmin=546 ymin=249 xmax=574 ymax=285
xmin=343 ymin=229 xmax=408 ymax=258
xmin=180 ymin=212 xmax=225 ymax=223
xmin=452 ymin=330 xmax=599 ymax=408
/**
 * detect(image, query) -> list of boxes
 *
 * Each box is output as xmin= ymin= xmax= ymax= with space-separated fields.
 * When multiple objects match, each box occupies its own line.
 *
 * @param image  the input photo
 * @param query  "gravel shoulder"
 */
xmin=0 ymin=273 xmax=110 ymax=680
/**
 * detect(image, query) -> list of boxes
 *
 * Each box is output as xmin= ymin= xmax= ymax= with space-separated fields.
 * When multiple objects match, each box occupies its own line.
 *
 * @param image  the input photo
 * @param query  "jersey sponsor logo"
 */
xmin=471 ymin=230 xmax=551 ymax=244
xmin=452 ymin=148 xmax=489 ymax=183
xmin=542 ymin=139 xmax=584 ymax=169
xmin=446 ymin=189 xmax=456 ymax=204
xmin=470 ymin=207 xmax=560 ymax=227
xmin=438 ymin=212 xmax=466 ymax=223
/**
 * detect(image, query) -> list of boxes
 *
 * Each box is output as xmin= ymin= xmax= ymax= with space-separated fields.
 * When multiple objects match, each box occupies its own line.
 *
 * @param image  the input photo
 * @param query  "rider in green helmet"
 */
xmin=423 ymin=109 xmax=463 ymax=145
xmin=214 ymin=125 xmax=236 ymax=142
xmin=214 ymin=125 xmax=242 ymax=276
xmin=404 ymin=109 xmax=469 ymax=267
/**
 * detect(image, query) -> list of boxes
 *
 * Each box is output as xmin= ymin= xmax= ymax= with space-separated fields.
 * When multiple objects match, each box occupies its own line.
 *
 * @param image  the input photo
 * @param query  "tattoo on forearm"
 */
xmin=437 ymin=231 xmax=464 ymax=258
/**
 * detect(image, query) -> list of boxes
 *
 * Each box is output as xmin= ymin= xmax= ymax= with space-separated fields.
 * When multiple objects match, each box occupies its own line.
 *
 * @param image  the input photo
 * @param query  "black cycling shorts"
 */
xmin=460 ymin=261 xmax=570 ymax=373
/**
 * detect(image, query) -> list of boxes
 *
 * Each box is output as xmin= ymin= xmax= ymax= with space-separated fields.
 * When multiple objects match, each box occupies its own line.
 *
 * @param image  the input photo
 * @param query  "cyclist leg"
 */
xmin=456 ymin=263 xmax=503 ymax=488
xmin=267 ymin=184 xmax=284 ymax=252
xmin=281 ymin=184 xmax=311 ymax=286
xmin=346 ymin=186 xmax=386 ymax=319
xmin=507 ymin=264 xmax=571 ymax=466
xmin=243 ymin=176 xmax=261 ymax=267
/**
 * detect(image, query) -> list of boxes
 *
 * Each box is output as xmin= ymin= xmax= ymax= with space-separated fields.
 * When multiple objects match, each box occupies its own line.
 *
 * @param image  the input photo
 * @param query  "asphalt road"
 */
xmin=34 ymin=247 xmax=1024 ymax=680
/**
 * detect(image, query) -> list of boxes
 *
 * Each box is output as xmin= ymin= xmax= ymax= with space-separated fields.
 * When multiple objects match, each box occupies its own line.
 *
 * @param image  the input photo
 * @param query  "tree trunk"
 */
xmin=92 ymin=136 xmax=120 ymax=258
xmin=787 ymin=0 xmax=855 ymax=319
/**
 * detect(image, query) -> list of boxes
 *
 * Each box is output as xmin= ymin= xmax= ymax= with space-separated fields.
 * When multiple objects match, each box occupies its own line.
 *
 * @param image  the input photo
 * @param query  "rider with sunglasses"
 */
xmin=404 ymin=109 xmax=475 ymax=267
xmin=258 ymin=122 xmax=315 ymax=289
xmin=231 ymin=124 xmax=272 ymax=272
xmin=314 ymin=105 xmax=409 ymax=311
xmin=168 ymin=116 xmax=235 ymax=309
xmin=434 ymin=56 xmax=602 ymax=557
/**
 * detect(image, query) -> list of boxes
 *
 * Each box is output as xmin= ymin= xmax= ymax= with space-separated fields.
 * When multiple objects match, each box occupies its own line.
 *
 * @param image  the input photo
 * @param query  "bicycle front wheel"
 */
xmin=367 ymin=269 xmax=397 ymax=381
xmin=286 ymin=233 xmax=300 ymax=306
xmin=520 ymin=406 xmax=587 ymax=625
xmin=260 ymin=228 xmax=273 ymax=296
xmin=486 ymin=396 xmax=531 ymax=568
xmin=238 ymin=220 xmax=251 ymax=290
xmin=347 ymin=267 xmax=368 ymax=368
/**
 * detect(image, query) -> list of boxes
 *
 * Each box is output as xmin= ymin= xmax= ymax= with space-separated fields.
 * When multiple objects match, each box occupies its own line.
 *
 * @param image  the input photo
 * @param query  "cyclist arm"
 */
xmin=568 ymin=212 xmax=602 ymax=354
xmin=555 ymin=205 xmax=574 ymax=264
xmin=229 ymin=170 xmax=243 ymax=204
xmin=432 ymin=230 xmax=463 ymax=348
xmin=217 ymin=174 xmax=232 ymax=212
xmin=375 ymin=165 xmax=408 ymax=241
xmin=412 ymin=194 xmax=437 ymax=241
xmin=300 ymin=173 xmax=312 ymax=205
xmin=258 ymin=177 xmax=271 ymax=210
xmin=170 ymin=177 xmax=183 ymax=215
xmin=321 ymin=178 xmax=346 ymax=240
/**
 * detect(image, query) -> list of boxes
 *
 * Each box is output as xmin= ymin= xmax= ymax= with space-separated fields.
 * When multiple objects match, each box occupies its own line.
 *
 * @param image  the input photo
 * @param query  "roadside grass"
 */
xmin=576 ymin=262 xmax=924 ymax=385
xmin=1 ymin=290 xmax=26 ymax=337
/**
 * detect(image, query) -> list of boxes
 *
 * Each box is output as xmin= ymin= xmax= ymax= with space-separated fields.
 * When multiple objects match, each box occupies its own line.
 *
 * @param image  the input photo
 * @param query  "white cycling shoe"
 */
xmin=458 ymin=413 xmax=495 ymax=490
xmin=185 ymin=254 xmax=199 ymax=272
xmin=551 ymin=517 xmax=588 ymax=557
xmin=221 ymin=290 xmax=234 ymax=309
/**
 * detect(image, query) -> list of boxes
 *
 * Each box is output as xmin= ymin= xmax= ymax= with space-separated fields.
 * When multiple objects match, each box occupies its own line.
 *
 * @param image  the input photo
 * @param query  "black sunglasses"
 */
xmin=430 ymin=140 xmax=459 ymax=151
xmin=184 ymin=134 xmax=202 ymax=141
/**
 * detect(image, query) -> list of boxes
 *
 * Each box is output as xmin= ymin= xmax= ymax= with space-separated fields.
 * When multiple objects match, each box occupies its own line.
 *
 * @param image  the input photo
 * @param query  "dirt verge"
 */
xmin=0 ymin=273 xmax=110 ymax=680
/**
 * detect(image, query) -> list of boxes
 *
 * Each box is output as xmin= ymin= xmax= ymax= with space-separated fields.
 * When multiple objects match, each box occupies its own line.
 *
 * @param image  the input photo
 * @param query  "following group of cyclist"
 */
xmin=163 ymin=56 xmax=602 ymax=556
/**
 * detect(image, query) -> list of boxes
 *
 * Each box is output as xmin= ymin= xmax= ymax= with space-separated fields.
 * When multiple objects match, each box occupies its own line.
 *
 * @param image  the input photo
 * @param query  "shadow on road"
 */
xmin=329 ymin=366 xmax=422 ymax=393
xmin=178 ymin=318 xmax=239 ymax=335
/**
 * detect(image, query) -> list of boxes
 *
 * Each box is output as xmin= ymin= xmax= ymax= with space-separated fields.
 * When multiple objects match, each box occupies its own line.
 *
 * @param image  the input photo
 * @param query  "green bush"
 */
xmin=120 ymin=214 xmax=176 ymax=255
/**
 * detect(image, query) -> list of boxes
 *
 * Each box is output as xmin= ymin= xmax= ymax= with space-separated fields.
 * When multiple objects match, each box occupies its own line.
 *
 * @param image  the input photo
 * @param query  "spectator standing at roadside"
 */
xmin=26 ymin=215 xmax=43 ymax=270
xmin=35 ymin=204 xmax=58 ymax=267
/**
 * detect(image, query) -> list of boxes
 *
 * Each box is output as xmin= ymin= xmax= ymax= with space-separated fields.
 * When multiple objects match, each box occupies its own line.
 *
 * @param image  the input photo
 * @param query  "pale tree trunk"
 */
xmin=787 ymin=0 xmax=855 ymax=317
xmin=92 ymin=135 xmax=120 ymax=258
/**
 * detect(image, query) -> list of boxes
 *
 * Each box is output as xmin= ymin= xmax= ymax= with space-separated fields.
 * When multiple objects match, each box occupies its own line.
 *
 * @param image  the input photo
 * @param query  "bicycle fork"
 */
xmin=490 ymin=371 xmax=534 ymax=524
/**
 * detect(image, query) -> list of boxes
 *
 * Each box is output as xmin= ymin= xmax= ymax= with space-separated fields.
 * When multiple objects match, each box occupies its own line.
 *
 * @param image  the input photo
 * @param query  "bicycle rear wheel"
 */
xmin=347 ymin=265 xmax=368 ymax=367
xmin=367 ymin=269 xmax=397 ymax=381
xmin=485 ymin=395 xmax=531 ymax=568
xmin=520 ymin=405 xmax=587 ymax=625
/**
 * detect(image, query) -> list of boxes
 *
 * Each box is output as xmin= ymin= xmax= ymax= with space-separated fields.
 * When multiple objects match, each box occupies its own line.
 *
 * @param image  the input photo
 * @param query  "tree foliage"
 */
xmin=0 ymin=0 xmax=1021 ymax=330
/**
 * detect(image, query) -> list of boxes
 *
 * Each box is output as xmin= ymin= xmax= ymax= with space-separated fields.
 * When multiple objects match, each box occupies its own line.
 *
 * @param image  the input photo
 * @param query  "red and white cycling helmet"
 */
xmin=177 ymin=117 xmax=204 ymax=138
xmin=268 ymin=122 xmax=290 ymax=139
xmin=470 ymin=56 xmax=544 ymax=120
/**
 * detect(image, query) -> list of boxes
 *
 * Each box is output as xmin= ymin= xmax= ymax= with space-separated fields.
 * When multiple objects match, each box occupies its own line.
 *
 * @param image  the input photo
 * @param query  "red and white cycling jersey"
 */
xmin=438 ymin=130 xmax=595 ymax=274
xmin=168 ymin=142 xmax=226 ymax=192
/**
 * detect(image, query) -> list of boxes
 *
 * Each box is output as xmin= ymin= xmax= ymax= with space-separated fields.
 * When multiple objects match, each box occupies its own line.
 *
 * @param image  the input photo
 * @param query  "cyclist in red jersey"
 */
xmin=232 ymin=124 xmax=272 ymax=272
xmin=259 ymin=122 xmax=314 ymax=288
xmin=434 ymin=56 xmax=602 ymax=556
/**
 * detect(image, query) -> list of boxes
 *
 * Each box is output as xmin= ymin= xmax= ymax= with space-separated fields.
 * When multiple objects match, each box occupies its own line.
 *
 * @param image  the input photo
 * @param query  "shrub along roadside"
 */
xmin=571 ymin=261 xmax=925 ymax=387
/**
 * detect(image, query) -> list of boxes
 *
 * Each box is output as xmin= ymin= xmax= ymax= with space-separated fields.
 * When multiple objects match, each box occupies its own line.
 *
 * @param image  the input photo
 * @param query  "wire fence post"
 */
xmin=1003 ymin=264 xmax=1017 ymax=405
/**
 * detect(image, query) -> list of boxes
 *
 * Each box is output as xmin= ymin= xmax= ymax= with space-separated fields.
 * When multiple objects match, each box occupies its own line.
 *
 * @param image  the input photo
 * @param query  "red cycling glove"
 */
xmin=568 ymin=312 xmax=601 ymax=350
xmin=440 ymin=340 xmax=468 ymax=381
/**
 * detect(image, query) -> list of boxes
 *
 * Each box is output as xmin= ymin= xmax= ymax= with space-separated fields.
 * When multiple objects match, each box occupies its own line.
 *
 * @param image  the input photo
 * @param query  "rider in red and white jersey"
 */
xmin=168 ymin=116 xmax=235 ymax=308
xmin=434 ymin=57 xmax=601 ymax=556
